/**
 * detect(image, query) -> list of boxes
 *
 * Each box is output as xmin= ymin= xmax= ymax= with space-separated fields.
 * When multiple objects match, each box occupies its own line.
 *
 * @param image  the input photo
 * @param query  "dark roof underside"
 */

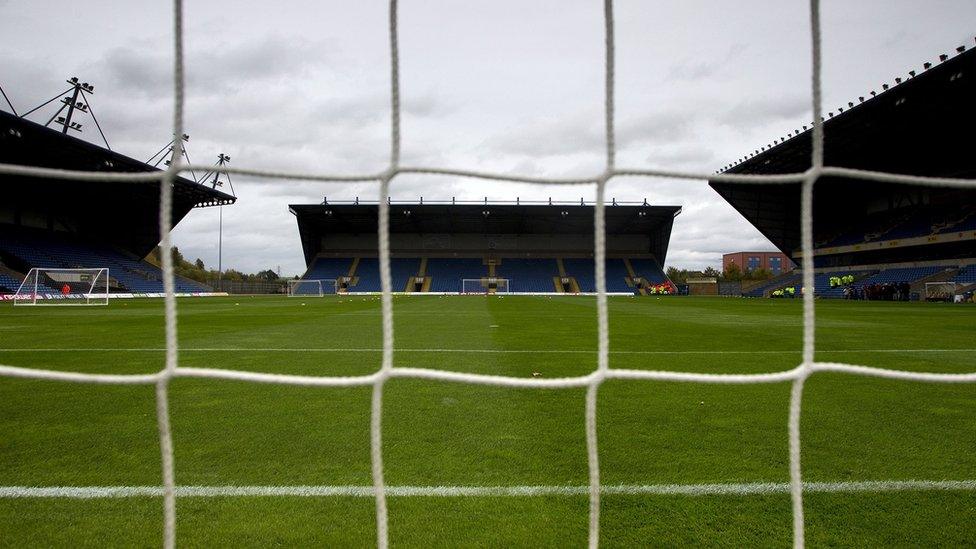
xmin=0 ymin=111 xmax=235 ymax=256
xmin=289 ymin=203 xmax=681 ymax=265
xmin=709 ymin=46 xmax=976 ymax=261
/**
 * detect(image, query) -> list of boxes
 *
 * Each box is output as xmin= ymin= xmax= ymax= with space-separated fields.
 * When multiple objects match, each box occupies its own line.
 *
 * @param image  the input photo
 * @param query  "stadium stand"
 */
xmin=953 ymin=265 xmax=976 ymax=284
xmin=0 ymin=271 xmax=23 ymax=293
xmin=0 ymin=108 xmax=235 ymax=296
xmin=854 ymin=266 xmax=945 ymax=288
xmin=350 ymin=257 xmax=421 ymax=292
xmin=629 ymin=258 xmax=668 ymax=284
xmin=303 ymin=257 xmax=353 ymax=281
xmin=603 ymin=259 xmax=632 ymax=293
xmin=743 ymin=273 xmax=802 ymax=298
xmin=711 ymin=45 xmax=976 ymax=287
xmin=0 ymin=228 xmax=209 ymax=293
xmin=562 ymin=258 xmax=595 ymax=292
xmin=426 ymin=258 xmax=486 ymax=292
xmin=496 ymin=259 xmax=558 ymax=293
xmin=290 ymin=201 xmax=680 ymax=295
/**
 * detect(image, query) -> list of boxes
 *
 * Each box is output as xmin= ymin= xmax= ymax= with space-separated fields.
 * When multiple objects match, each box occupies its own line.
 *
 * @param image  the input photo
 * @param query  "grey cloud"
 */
xmin=101 ymin=36 xmax=333 ymax=98
xmin=666 ymin=43 xmax=748 ymax=82
xmin=719 ymin=94 xmax=811 ymax=128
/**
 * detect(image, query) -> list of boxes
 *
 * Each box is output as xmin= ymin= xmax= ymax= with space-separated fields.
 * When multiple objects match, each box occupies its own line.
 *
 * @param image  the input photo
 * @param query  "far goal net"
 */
xmin=288 ymin=279 xmax=337 ymax=297
xmin=13 ymin=267 xmax=110 ymax=306
xmin=461 ymin=278 xmax=510 ymax=295
xmin=925 ymin=281 xmax=957 ymax=302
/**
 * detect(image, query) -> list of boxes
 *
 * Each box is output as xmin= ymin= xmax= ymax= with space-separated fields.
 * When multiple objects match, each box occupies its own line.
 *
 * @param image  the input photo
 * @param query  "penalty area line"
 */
xmin=1 ymin=480 xmax=974 ymax=499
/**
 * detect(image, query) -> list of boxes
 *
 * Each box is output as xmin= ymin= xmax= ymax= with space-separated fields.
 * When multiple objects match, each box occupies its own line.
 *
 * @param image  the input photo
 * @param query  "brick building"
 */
xmin=723 ymin=251 xmax=795 ymax=276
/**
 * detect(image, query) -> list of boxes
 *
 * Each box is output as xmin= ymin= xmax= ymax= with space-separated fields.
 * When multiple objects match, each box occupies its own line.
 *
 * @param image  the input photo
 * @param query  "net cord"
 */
xmin=0 ymin=0 xmax=973 ymax=547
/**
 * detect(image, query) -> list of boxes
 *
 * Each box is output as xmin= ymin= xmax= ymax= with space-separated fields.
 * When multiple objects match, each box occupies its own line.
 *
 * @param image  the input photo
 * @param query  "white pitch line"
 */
xmin=1 ymin=480 xmax=974 ymax=499
xmin=2 ymin=348 xmax=975 ymax=355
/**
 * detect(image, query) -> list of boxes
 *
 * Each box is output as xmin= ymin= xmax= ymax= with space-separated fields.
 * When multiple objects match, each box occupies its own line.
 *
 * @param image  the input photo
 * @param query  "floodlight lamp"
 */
xmin=482 ymin=210 xmax=490 ymax=217
xmin=924 ymin=62 xmax=932 ymax=69
xmin=402 ymin=210 xmax=411 ymax=216
xmin=69 ymin=77 xmax=79 ymax=83
xmin=870 ymin=91 xmax=876 ymax=97
xmin=882 ymin=84 xmax=889 ymax=90
xmin=848 ymin=102 xmax=854 ymax=108
xmin=181 ymin=133 xmax=190 ymax=141
xmin=939 ymin=54 xmax=948 ymax=62
xmin=909 ymin=71 xmax=916 ymax=77
xmin=895 ymin=78 xmax=902 ymax=84
xmin=82 ymin=82 xmax=89 ymax=88
xmin=859 ymin=96 xmax=864 ymax=102
xmin=637 ymin=210 xmax=647 ymax=217
xmin=324 ymin=209 xmax=333 ymax=216
xmin=561 ymin=210 xmax=569 ymax=217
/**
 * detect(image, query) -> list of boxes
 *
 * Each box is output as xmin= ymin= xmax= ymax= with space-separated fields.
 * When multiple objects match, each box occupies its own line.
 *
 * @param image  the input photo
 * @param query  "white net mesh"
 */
xmin=0 ymin=1 xmax=975 ymax=548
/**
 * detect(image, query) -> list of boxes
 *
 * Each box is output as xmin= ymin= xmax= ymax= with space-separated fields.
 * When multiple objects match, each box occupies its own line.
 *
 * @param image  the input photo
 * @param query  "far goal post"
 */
xmin=288 ymin=279 xmax=337 ymax=297
xmin=461 ymin=278 xmax=510 ymax=295
xmin=925 ymin=281 xmax=957 ymax=302
xmin=13 ymin=267 xmax=110 ymax=306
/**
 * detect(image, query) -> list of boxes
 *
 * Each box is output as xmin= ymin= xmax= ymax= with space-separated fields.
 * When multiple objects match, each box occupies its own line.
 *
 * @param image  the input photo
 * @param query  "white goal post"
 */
xmin=461 ymin=278 xmax=510 ymax=295
xmin=13 ymin=267 xmax=110 ymax=306
xmin=288 ymin=279 xmax=337 ymax=297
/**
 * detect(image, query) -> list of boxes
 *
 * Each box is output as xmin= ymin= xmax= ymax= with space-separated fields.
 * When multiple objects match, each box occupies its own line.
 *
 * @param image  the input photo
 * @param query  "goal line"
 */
xmin=3 ymin=479 xmax=974 ymax=499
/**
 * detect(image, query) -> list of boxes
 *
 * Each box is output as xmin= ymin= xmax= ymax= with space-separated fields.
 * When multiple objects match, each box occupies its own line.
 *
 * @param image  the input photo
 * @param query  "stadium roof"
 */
xmin=709 ymin=42 xmax=976 ymax=260
xmin=289 ymin=201 xmax=681 ymax=265
xmin=0 ymin=110 xmax=236 ymax=256
xmin=0 ymin=110 xmax=235 ymax=208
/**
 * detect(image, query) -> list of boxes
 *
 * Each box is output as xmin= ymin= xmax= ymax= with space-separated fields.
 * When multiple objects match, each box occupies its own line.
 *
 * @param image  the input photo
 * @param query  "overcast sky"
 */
xmin=2 ymin=1 xmax=974 ymax=275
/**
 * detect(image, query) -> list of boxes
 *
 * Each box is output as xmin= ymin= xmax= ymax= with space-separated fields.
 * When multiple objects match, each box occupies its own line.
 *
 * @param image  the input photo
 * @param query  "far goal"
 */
xmin=461 ymin=278 xmax=510 ymax=295
xmin=925 ymin=281 xmax=957 ymax=302
xmin=288 ymin=279 xmax=337 ymax=297
xmin=14 ymin=267 xmax=110 ymax=306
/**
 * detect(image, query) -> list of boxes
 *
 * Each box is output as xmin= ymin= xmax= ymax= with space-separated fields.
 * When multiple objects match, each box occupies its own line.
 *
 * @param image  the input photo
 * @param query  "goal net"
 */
xmin=288 ymin=279 xmax=336 ymax=297
xmin=13 ymin=268 xmax=109 ymax=306
xmin=925 ymin=281 xmax=957 ymax=302
xmin=461 ymin=277 xmax=510 ymax=295
xmin=1 ymin=2 xmax=975 ymax=549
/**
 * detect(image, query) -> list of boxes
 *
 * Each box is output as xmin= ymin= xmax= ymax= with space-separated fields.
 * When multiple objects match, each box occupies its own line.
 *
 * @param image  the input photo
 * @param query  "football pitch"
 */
xmin=0 ymin=295 xmax=973 ymax=547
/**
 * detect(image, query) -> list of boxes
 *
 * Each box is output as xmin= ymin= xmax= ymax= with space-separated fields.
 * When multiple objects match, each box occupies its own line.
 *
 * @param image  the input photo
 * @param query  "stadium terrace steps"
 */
xmin=743 ymin=273 xmax=802 ymax=298
xmin=425 ymin=258 xmax=487 ymax=293
xmin=854 ymin=266 xmax=946 ymax=288
xmin=304 ymin=258 xmax=353 ymax=282
xmin=496 ymin=259 xmax=559 ymax=293
xmin=953 ymin=265 xmax=976 ymax=284
xmin=0 ymin=230 xmax=209 ymax=293
xmin=629 ymin=258 xmax=669 ymax=285
xmin=346 ymin=258 xmax=420 ymax=292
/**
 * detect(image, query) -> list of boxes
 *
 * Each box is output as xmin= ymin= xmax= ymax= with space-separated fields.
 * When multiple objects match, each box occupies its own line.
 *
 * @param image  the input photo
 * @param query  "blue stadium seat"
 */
xmin=351 ymin=258 xmax=420 ymax=292
xmin=426 ymin=258 xmax=486 ymax=292
xmin=303 ymin=257 xmax=352 ymax=281
xmin=953 ymin=265 xmax=976 ymax=284
xmin=0 ymin=229 xmax=210 ymax=293
xmin=496 ymin=259 xmax=557 ymax=293
xmin=854 ymin=266 xmax=945 ymax=287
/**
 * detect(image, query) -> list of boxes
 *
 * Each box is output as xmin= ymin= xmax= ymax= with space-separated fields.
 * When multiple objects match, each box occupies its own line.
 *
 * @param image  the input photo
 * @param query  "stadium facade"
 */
xmin=710 ymin=42 xmax=976 ymax=299
xmin=289 ymin=200 xmax=680 ymax=294
xmin=0 ymin=110 xmax=234 ymax=297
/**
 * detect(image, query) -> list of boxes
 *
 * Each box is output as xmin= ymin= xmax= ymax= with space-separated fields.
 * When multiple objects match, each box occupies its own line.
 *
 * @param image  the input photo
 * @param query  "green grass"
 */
xmin=0 ymin=295 xmax=974 ymax=547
